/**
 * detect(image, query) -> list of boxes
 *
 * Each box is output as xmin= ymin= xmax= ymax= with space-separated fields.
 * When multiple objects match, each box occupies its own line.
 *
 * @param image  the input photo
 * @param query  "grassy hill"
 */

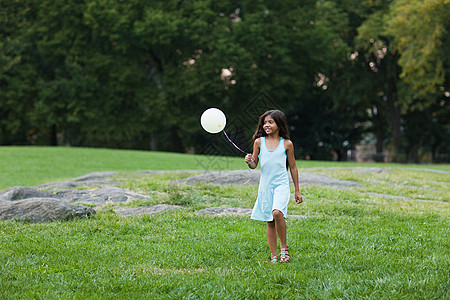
xmin=1 ymin=146 xmax=449 ymax=298
xmin=1 ymin=146 xmax=448 ymax=189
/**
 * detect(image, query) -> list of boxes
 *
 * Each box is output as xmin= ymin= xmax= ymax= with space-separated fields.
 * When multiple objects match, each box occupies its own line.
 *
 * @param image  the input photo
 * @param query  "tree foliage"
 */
xmin=1 ymin=0 xmax=448 ymax=162
xmin=387 ymin=0 xmax=449 ymax=105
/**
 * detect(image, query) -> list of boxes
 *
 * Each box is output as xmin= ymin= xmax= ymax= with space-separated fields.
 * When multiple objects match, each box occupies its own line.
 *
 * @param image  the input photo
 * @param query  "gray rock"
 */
xmin=0 ymin=184 xmax=147 ymax=222
xmin=0 ymin=198 xmax=95 ymax=223
xmin=173 ymin=170 xmax=363 ymax=187
xmin=135 ymin=170 xmax=204 ymax=175
xmin=196 ymin=207 xmax=307 ymax=219
xmin=33 ymin=171 xmax=122 ymax=192
xmin=0 ymin=186 xmax=52 ymax=201
xmin=365 ymin=192 xmax=413 ymax=200
xmin=351 ymin=167 xmax=390 ymax=174
xmin=409 ymin=168 xmax=450 ymax=175
xmin=34 ymin=179 xmax=121 ymax=192
xmin=197 ymin=207 xmax=253 ymax=216
xmin=55 ymin=186 xmax=147 ymax=205
xmin=34 ymin=181 xmax=86 ymax=191
xmin=299 ymin=172 xmax=363 ymax=187
xmin=114 ymin=204 xmax=184 ymax=217
xmin=0 ymin=185 xmax=146 ymax=207
xmin=174 ymin=170 xmax=259 ymax=185
xmin=73 ymin=171 xmax=119 ymax=181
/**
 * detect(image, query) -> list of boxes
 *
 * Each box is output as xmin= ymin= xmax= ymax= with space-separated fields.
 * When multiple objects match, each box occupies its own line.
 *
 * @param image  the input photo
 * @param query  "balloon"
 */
xmin=200 ymin=108 xmax=227 ymax=134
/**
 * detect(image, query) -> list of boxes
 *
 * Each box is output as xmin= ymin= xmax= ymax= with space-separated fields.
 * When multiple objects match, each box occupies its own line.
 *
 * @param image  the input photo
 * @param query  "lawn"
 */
xmin=1 ymin=146 xmax=448 ymax=189
xmin=0 ymin=146 xmax=449 ymax=299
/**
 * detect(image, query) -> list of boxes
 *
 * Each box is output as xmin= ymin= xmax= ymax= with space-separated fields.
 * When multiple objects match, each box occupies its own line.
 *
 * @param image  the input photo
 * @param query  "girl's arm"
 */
xmin=245 ymin=138 xmax=260 ymax=169
xmin=285 ymin=139 xmax=303 ymax=204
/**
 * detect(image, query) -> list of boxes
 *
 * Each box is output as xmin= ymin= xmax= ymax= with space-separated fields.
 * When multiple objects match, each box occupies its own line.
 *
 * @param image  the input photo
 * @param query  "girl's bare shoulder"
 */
xmin=284 ymin=139 xmax=294 ymax=149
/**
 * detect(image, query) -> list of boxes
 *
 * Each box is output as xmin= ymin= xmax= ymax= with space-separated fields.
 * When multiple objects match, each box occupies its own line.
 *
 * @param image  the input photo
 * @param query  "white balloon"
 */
xmin=200 ymin=108 xmax=227 ymax=134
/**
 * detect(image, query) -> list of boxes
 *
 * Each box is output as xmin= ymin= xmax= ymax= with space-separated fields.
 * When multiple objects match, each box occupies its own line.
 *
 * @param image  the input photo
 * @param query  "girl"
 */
xmin=245 ymin=110 xmax=303 ymax=263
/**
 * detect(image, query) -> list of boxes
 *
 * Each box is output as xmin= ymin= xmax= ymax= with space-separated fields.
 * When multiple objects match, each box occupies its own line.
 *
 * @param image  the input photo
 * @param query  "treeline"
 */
xmin=1 ymin=0 xmax=448 ymax=162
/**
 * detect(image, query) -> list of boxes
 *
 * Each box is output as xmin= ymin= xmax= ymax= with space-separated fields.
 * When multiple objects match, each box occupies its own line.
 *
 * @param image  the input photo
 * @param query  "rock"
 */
xmin=348 ymin=167 xmax=390 ymax=174
xmin=34 ymin=181 xmax=87 ymax=191
xmin=0 ymin=186 xmax=147 ymax=207
xmin=114 ymin=204 xmax=184 ymax=217
xmin=174 ymin=170 xmax=259 ymax=185
xmin=197 ymin=207 xmax=253 ymax=216
xmin=0 ymin=168 xmax=373 ymax=222
xmin=55 ymin=186 xmax=147 ymax=206
xmin=0 ymin=186 xmax=52 ymax=201
xmin=299 ymin=173 xmax=363 ymax=187
xmin=196 ymin=207 xmax=307 ymax=219
xmin=73 ymin=171 xmax=119 ymax=181
xmin=410 ymin=168 xmax=450 ymax=175
xmin=173 ymin=170 xmax=363 ymax=187
xmin=34 ymin=179 xmax=120 ymax=192
xmin=33 ymin=171 xmax=121 ymax=192
xmin=0 ymin=184 xmax=148 ymax=222
xmin=136 ymin=170 xmax=203 ymax=175
xmin=0 ymin=198 xmax=95 ymax=223
xmin=365 ymin=192 xmax=413 ymax=200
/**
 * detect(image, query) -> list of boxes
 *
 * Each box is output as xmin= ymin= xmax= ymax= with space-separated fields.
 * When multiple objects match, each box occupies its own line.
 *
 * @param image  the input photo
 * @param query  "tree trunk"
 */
xmin=385 ymin=95 xmax=401 ymax=154
xmin=170 ymin=127 xmax=184 ymax=153
xmin=384 ymin=52 xmax=402 ymax=161
xmin=431 ymin=140 xmax=440 ymax=163
xmin=373 ymin=104 xmax=384 ymax=153
xmin=335 ymin=149 xmax=347 ymax=161
xmin=406 ymin=143 xmax=419 ymax=163
xmin=49 ymin=124 xmax=57 ymax=146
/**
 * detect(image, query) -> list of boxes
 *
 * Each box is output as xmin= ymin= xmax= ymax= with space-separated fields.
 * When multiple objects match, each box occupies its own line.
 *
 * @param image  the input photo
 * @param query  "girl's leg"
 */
xmin=266 ymin=221 xmax=277 ymax=257
xmin=272 ymin=210 xmax=287 ymax=249
xmin=273 ymin=210 xmax=290 ymax=262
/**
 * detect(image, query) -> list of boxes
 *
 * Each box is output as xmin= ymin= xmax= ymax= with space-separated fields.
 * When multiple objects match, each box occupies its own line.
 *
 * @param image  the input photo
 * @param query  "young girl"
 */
xmin=244 ymin=110 xmax=303 ymax=263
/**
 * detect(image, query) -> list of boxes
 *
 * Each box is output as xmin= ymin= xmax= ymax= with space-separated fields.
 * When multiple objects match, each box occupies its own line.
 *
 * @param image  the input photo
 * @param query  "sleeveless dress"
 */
xmin=251 ymin=136 xmax=290 ymax=222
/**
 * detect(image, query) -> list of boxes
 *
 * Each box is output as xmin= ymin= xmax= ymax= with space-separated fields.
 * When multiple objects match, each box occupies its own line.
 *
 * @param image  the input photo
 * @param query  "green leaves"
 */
xmin=1 ymin=0 xmax=448 ymax=162
xmin=387 ymin=0 xmax=448 ymax=104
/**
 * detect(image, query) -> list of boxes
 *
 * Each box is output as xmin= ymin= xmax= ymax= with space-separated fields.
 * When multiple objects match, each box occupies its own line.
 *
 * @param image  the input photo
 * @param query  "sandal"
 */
xmin=280 ymin=248 xmax=291 ymax=263
xmin=264 ymin=254 xmax=278 ymax=263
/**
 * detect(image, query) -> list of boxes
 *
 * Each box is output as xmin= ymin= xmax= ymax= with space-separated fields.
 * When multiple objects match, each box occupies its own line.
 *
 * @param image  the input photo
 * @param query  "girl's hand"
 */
xmin=244 ymin=154 xmax=254 ymax=164
xmin=295 ymin=191 xmax=303 ymax=204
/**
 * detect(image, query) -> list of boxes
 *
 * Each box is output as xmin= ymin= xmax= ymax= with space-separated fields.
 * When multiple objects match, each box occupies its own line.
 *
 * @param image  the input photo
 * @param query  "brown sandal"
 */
xmin=280 ymin=248 xmax=290 ymax=263
xmin=264 ymin=254 xmax=278 ymax=263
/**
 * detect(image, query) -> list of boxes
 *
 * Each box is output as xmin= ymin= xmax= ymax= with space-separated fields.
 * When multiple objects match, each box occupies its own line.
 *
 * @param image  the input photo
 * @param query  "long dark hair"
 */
xmin=252 ymin=110 xmax=291 ymax=170
xmin=252 ymin=110 xmax=290 ymax=142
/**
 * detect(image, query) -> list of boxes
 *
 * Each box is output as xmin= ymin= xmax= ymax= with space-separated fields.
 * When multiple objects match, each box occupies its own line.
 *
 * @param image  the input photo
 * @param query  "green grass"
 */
xmin=1 ymin=146 xmax=244 ymax=190
xmin=1 ymin=146 xmax=448 ymax=189
xmin=0 ymin=147 xmax=449 ymax=299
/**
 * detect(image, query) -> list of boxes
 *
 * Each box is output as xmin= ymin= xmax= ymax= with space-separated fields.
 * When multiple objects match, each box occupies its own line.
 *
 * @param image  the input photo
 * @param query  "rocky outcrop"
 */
xmin=0 ymin=186 xmax=53 ymax=201
xmin=197 ymin=207 xmax=307 ymax=219
xmin=0 ymin=169 xmax=375 ymax=223
xmin=34 ymin=171 xmax=121 ymax=192
xmin=55 ymin=186 xmax=147 ymax=206
xmin=0 ymin=197 xmax=95 ymax=223
xmin=173 ymin=170 xmax=363 ymax=187
xmin=114 ymin=204 xmax=184 ymax=217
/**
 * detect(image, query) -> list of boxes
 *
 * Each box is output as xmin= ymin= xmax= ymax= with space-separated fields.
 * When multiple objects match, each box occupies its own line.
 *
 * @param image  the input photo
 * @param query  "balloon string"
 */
xmin=223 ymin=131 xmax=249 ymax=155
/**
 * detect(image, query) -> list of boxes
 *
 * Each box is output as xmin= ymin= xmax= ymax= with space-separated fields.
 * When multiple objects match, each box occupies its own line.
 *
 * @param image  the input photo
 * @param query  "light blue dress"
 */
xmin=251 ymin=137 xmax=291 ymax=221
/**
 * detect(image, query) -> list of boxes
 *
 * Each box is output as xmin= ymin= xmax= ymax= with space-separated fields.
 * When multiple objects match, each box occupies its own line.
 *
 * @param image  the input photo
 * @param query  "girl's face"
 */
xmin=263 ymin=115 xmax=279 ymax=135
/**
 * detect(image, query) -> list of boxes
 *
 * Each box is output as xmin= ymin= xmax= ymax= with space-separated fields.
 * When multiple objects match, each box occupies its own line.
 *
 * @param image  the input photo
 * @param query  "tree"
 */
xmin=0 ymin=0 xmax=39 ymax=145
xmin=353 ymin=0 xmax=449 ymax=161
xmin=133 ymin=0 xmax=350 ymax=153
xmin=2 ymin=0 xmax=447 ymax=162
xmin=387 ymin=0 xmax=449 ymax=105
